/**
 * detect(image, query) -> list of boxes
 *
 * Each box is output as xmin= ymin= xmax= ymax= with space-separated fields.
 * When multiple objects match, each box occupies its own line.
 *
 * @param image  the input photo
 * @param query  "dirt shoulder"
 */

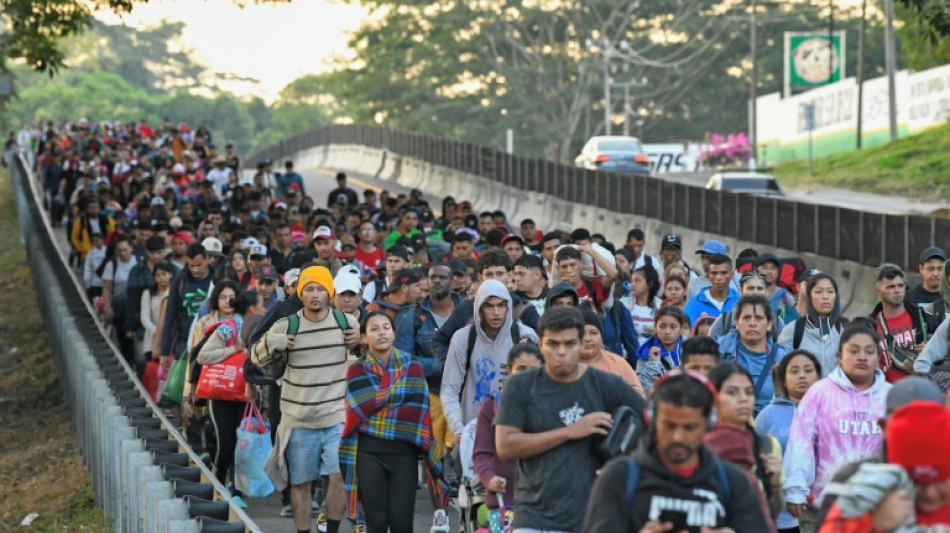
xmin=0 ymin=168 xmax=111 ymax=531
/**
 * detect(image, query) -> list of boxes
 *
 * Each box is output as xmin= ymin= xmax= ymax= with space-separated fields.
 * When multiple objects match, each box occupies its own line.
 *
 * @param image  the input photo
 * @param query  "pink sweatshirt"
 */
xmin=782 ymin=366 xmax=891 ymax=505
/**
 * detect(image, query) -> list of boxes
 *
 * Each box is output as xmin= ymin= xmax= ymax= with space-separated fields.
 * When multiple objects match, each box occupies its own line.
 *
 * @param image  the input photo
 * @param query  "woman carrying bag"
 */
xmin=186 ymin=280 xmax=253 ymax=508
xmin=339 ymin=311 xmax=450 ymax=533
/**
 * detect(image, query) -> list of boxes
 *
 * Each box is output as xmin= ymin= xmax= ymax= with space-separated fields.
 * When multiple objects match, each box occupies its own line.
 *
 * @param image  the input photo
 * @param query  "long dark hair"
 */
xmin=149 ymin=261 xmax=176 ymax=294
xmin=772 ymin=349 xmax=822 ymax=399
xmin=633 ymin=262 xmax=660 ymax=308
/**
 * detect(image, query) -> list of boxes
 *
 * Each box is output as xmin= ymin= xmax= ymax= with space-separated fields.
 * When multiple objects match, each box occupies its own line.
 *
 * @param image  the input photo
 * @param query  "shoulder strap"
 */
xmin=511 ymin=320 xmax=522 ymax=345
xmin=286 ymin=313 xmax=299 ymax=336
xmin=753 ymin=346 xmax=778 ymax=399
xmin=412 ymin=305 xmax=425 ymax=334
xmin=512 ymin=301 xmax=529 ymax=321
xmin=714 ymin=460 xmax=731 ymax=509
xmin=460 ymin=326 xmax=478 ymax=400
xmin=793 ymin=317 xmax=806 ymax=350
xmin=332 ymin=308 xmax=350 ymax=330
xmin=624 ymin=457 xmax=642 ymax=503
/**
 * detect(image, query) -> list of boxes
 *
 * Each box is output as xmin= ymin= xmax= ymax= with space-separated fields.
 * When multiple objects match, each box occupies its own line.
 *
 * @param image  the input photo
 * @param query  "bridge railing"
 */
xmin=8 ymin=149 xmax=263 ymax=533
xmin=251 ymin=123 xmax=942 ymax=269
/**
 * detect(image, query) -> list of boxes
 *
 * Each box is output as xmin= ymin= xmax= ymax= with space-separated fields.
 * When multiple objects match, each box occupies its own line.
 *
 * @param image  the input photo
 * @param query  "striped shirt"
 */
xmin=250 ymin=308 xmax=358 ymax=429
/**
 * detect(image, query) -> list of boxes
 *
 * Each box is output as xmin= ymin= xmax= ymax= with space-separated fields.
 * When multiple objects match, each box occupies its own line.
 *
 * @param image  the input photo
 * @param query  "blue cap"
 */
xmin=696 ymin=239 xmax=727 ymax=255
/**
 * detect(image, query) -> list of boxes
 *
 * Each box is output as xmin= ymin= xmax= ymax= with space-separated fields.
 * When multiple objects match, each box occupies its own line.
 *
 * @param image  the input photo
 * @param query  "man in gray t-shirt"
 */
xmin=495 ymin=306 xmax=645 ymax=532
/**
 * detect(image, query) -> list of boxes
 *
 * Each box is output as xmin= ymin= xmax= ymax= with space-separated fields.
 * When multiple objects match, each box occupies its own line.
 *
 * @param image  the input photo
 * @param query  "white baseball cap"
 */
xmin=334 ymin=271 xmax=363 ymax=295
xmin=249 ymin=244 xmax=268 ymax=258
xmin=242 ymin=237 xmax=260 ymax=250
xmin=201 ymin=237 xmax=224 ymax=257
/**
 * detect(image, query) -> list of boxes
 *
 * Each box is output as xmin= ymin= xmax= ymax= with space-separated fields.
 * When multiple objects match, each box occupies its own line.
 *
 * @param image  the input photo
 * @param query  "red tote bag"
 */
xmin=194 ymin=352 xmax=247 ymax=402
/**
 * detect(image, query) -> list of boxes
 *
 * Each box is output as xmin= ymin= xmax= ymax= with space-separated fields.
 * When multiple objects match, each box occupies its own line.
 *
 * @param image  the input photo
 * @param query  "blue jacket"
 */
xmin=771 ymin=288 xmax=801 ymax=325
xmin=719 ymin=330 xmax=792 ymax=413
xmin=393 ymin=294 xmax=463 ymax=393
xmin=602 ymin=302 xmax=639 ymax=365
xmin=683 ymin=286 xmax=740 ymax=325
xmin=754 ymin=396 xmax=796 ymax=451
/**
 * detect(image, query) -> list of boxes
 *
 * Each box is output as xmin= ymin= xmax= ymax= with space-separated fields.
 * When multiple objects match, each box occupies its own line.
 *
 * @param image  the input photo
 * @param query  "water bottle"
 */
xmin=488 ymin=478 xmax=507 ymax=533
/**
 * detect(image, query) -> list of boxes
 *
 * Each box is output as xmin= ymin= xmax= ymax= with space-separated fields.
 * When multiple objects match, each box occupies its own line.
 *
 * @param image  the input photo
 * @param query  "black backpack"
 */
xmin=458 ymin=320 xmax=528 ymax=400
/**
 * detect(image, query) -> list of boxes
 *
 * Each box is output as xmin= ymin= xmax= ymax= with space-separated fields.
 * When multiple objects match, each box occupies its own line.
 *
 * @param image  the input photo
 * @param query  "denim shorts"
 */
xmin=285 ymin=424 xmax=343 ymax=485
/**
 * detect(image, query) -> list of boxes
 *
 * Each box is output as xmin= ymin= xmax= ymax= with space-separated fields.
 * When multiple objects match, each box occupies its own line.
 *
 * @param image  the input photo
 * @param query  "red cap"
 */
xmin=886 ymin=400 xmax=950 ymax=483
xmin=171 ymin=231 xmax=192 ymax=245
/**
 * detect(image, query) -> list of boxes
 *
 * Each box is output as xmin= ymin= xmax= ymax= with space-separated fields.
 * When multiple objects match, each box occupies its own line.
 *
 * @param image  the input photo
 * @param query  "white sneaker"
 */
xmin=430 ymin=509 xmax=450 ymax=533
xmin=279 ymin=504 xmax=293 ymax=517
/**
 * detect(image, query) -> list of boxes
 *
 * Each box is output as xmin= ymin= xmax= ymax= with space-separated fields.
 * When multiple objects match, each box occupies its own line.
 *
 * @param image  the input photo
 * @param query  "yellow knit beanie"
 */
xmin=297 ymin=266 xmax=335 ymax=299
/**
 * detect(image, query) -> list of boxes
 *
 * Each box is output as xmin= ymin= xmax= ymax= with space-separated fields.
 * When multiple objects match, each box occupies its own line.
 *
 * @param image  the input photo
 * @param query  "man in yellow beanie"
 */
xmin=251 ymin=265 xmax=359 ymax=533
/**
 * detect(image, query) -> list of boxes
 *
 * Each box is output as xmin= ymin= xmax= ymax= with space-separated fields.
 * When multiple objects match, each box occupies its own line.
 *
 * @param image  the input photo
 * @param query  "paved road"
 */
xmin=242 ymin=164 xmax=454 ymax=532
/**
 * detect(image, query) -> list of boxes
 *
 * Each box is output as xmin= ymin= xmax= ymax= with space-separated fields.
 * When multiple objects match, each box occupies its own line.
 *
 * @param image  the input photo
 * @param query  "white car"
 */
xmin=705 ymin=172 xmax=784 ymax=197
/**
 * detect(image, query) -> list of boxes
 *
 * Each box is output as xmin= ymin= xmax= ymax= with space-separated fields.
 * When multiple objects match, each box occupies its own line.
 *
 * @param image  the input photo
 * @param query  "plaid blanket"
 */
xmin=339 ymin=349 xmax=450 ymax=518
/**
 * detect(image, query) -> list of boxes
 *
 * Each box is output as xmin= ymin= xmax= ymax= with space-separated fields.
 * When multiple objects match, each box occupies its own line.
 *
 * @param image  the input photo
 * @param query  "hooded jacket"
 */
xmin=431 ymin=285 xmax=540 ymax=362
xmin=583 ymin=432 xmax=770 ymax=533
xmin=440 ymin=280 xmax=537 ymax=436
xmin=719 ymin=330 xmax=792 ymax=413
xmin=783 ymin=366 xmax=891 ymax=506
xmin=915 ymin=316 xmax=950 ymax=374
xmin=755 ymin=396 xmax=800 ymax=530
xmin=634 ymin=335 xmax=684 ymax=393
xmin=777 ymin=272 xmax=843 ymax=378
xmin=683 ymin=285 xmax=740 ymax=325
xmin=544 ymin=281 xmax=579 ymax=308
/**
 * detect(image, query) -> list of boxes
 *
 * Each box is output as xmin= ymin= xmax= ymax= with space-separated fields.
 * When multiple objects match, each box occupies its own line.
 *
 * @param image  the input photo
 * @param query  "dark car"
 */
xmin=574 ymin=136 xmax=650 ymax=177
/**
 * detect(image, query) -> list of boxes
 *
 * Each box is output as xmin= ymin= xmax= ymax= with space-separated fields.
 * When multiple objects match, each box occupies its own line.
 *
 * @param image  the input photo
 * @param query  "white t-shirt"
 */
xmin=102 ymin=256 xmax=138 ymax=298
xmin=630 ymin=303 xmax=657 ymax=340
xmin=206 ymin=167 xmax=234 ymax=197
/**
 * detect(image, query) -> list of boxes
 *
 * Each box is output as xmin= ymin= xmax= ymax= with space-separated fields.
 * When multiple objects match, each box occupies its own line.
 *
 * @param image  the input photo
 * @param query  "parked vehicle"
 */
xmin=574 ymin=136 xmax=650 ymax=177
xmin=705 ymin=172 xmax=784 ymax=197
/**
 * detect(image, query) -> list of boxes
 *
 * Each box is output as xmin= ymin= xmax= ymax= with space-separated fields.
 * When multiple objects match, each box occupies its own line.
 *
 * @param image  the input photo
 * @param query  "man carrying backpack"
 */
xmin=251 ymin=266 xmax=359 ymax=533
xmin=440 ymin=279 xmax=538 ymax=450
xmin=583 ymin=370 xmax=768 ymax=532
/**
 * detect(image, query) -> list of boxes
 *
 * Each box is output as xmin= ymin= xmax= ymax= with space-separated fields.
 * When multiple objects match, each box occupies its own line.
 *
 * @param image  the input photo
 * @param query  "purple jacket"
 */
xmin=782 ymin=365 xmax=891 ymax=505
xmin=473 ymin=394 xmax=515 ymax=509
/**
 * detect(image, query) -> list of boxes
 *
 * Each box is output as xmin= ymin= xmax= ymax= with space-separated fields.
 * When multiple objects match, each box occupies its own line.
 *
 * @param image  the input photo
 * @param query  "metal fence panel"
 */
xmin=838 ymin=208 xmax=862 ymax=263
xmin=862 ymin=214 xmax=884 ymax=266
xmin=885 ymin=214 xmax=907 ymax=267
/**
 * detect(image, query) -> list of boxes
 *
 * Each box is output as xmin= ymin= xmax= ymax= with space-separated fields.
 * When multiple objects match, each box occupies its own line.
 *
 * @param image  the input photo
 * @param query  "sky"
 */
xmin=95 ymin=0 xmax=366 ymax=102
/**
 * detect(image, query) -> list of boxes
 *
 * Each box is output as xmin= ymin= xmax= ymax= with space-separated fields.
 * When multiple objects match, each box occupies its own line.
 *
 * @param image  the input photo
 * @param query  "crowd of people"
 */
xmin=13 ymin=118 xmax=950 ymax=533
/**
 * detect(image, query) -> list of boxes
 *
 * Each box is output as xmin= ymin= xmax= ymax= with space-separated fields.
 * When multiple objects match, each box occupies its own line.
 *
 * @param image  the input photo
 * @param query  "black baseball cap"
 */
xmin=386 ymin=244 xmax=410 ymax=261
xmin=384 ymin=268 xmax=421 ymax=294
xmin=448 ymin=259 xmax=468 ymax=276
xmin=920 ymin=246 xmax=948 ymax=264
xmin=661 ymin=234 xmax=682 ymax=250
xmin=256 ymin=263 xmax=278 ymax=281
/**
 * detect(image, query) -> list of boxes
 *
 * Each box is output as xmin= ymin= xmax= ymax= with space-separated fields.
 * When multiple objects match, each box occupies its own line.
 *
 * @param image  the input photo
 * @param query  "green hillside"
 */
xmin=771 ymin=123 xmax=950 ymax=198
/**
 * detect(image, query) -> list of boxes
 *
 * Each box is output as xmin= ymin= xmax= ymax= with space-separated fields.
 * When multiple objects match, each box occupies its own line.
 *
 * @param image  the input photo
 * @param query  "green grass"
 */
xmin=770 ymin=122 xmax=950 ymax=198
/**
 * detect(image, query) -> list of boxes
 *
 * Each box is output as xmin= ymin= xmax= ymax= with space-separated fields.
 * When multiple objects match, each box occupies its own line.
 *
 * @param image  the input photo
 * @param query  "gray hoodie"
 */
xmin=440 ymin=279 xmax=538 ymax=436
xmin=914 ymin=315 xmax=950 ymax=374
xmin=777 ymin=273 xmax=843 ymax=378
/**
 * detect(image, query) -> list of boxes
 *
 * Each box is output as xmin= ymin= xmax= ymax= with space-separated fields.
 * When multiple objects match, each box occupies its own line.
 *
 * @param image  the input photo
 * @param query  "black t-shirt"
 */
xmin=906 ymin=283 xmax=941 ymax=310
xmin=495 ymin=366 xmax=644 ymax=532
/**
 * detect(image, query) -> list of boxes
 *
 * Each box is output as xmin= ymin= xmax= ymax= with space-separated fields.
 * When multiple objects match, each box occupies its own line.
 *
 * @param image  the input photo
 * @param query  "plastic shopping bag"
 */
xmin=235 ymin=402 xmax=274 ymax=498
xmin=161 ymin=357 xmax=186 ymax=405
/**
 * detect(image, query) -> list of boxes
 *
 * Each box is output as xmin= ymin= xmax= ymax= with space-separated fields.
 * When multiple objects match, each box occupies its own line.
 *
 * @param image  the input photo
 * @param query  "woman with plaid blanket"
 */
xmin=339 ymin=311 xmax=450 ymax=533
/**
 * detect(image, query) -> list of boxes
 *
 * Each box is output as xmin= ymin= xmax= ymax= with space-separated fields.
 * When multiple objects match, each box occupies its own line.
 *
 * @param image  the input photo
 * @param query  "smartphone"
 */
xmin=657 ymin=510 xmax=690 ymax=532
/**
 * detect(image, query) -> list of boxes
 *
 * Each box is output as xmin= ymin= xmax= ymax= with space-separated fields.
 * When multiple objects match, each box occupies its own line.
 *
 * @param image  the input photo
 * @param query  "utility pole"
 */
xmin=603 ymin=41 xmax=612 ymax=135
xmin=827 ymin=0 xmax=834 ymax=85
xmin=856 ymin=0 xmax=867 ymax=148
xmin=884 ymin=0 xmax=898 ymax=140
xmin=750 ymin=0 xmax=758 ymax=165
xmin=623 ymin=83 xmax=630 ymax=136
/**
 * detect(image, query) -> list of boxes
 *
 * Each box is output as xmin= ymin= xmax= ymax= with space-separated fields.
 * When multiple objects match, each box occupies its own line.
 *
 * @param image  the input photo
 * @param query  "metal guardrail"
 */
xmin=8 ymin=150 xmax=263 ymax=533
xmin=251 ymin=123 xmax=944 ymax=269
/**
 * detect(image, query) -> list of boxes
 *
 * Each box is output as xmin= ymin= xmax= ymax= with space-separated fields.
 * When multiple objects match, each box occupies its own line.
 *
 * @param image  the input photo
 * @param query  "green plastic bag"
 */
xmin=161 ymin=357 xmax=187 ymax=405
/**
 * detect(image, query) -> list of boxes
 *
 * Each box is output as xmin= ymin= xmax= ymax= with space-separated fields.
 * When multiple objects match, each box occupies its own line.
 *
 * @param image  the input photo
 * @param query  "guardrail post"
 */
xmin=881 ymin=214 xmax=887 ymax=265
xmin=835 ymin=207 xmax=842 ymax=259
xmin=904 ymin=216 xmax=910 ymax=270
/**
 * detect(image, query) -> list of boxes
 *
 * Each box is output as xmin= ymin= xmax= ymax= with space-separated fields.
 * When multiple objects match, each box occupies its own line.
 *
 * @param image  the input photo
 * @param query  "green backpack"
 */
xmin=258 ymin=308 xmax=350 ymax=381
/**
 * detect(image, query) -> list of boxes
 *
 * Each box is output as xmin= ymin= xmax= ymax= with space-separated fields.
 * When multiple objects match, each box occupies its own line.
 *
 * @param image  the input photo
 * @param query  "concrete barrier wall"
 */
xmin=313 ymin=143 xmax=887 ymax=314
xmin=9 ymin=150 xmax=261 ymax=533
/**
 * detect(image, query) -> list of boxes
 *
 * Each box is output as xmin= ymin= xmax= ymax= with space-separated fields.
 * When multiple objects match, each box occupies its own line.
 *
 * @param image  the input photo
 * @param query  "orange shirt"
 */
xmin=589 ymin=350 xmax=645 ymax=397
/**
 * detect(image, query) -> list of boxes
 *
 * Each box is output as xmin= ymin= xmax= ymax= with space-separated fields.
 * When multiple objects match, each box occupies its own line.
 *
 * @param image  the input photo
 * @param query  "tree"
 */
xmin=896 ymin=0 xmax=950 ymax=43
